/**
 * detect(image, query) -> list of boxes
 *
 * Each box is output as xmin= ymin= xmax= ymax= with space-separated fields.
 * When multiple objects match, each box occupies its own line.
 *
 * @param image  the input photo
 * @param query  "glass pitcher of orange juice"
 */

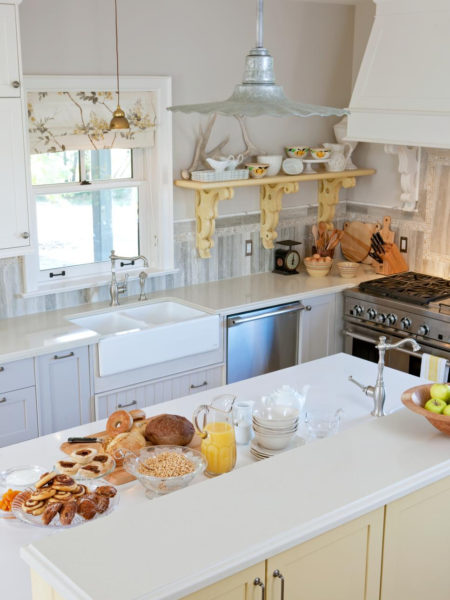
xmin=193 ymin=394 xmax=236 ymax=477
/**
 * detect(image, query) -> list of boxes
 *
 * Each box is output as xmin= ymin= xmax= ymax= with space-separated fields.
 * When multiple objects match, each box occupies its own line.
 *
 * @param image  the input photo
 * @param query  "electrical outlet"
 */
xmin=245 ymin=240 xmax=253 ymax=256
xmin=400 ymin=236 xmax=408 ymax=253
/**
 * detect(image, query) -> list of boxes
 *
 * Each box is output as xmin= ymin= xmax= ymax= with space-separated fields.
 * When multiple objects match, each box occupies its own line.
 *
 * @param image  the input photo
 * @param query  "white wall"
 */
xmin=19 ymin=0 xmax=355 ymax=221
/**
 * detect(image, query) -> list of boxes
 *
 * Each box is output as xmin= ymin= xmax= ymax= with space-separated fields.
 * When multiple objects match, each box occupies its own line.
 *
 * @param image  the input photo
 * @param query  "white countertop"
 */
xmin=0 ymin=269 xmax=377 ymax=364
xmin=1 ymin=354 xmax=447 ymax=600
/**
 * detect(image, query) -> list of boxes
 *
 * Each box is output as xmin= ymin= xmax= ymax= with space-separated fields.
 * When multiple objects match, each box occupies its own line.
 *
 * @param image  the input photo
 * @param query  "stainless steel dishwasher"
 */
xmin=226 ymin=301 xmax=304 ymax=383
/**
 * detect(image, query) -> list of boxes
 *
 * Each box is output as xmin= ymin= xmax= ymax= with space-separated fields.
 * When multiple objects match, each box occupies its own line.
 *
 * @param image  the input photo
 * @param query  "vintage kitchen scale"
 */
xmin=273 ymin=240 xmax=302 ymax=275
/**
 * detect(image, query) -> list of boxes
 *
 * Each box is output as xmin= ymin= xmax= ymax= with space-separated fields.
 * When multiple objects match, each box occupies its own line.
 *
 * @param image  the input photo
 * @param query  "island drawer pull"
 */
xmin=53 ymin=352 xmax=75 ymax=360
xmin=117 ymin=400 xmax=137 ymax=409
xmin=0 ymin=366 xmax=4 ymax=372
xmin=190 ymin=381 xmax=207 ymax=389
xmin=253 ymin=577 xmax=265 ymax=599
xmin=273 ymin=570 xmax=285 ymax=599
xmin=0 ymin=397 xmax=6 ymax=403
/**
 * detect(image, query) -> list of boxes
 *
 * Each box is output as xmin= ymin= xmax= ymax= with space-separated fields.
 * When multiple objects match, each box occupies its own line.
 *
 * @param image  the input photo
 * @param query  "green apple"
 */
xmin=442 ymin=404 xmax=450 ymax=417
xmin=430 ymin=383 xmax=450 ymax=403
xmin=424 ymin=398 xmax=447 ymax=414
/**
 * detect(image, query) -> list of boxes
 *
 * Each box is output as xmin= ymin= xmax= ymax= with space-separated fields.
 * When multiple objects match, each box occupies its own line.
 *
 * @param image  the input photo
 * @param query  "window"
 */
xmin=31 ymin=149 xmax=141 ymax=277
xmin=23 ymin=75 xmax=174 ymax=295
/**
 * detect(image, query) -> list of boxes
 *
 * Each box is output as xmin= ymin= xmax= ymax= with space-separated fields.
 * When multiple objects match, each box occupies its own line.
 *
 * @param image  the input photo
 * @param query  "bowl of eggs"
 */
xmin=304 ymin=254 xmax=332 ymax=277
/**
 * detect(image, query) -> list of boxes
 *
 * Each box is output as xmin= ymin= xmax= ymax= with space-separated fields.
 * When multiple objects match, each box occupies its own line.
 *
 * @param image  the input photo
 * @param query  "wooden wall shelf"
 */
xmin=175 ymin=169 xmax=376 ymax=258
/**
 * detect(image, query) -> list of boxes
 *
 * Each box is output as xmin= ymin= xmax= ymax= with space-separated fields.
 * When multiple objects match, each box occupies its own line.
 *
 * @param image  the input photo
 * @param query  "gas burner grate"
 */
xmin=359 ymin=272 xmax=450 ymax=305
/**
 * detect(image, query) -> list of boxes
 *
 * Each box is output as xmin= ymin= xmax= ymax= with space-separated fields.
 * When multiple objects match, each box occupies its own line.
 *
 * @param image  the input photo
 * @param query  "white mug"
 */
xmin=257 ymin=155 xmax=282 ymax=176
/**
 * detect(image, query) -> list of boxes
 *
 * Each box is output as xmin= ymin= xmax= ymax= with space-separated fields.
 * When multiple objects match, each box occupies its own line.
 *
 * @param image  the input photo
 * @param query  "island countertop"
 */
xmin=1 ymin=354 xmax=447 ymax=600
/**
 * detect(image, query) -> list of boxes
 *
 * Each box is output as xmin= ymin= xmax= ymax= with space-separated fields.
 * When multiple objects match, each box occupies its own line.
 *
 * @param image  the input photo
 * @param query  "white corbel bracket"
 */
xmin=384 ymin=145 xmax=421 ymax=212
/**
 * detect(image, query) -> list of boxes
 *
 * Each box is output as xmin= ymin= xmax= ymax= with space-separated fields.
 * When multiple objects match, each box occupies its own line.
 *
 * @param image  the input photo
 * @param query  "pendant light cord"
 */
xmin=114 ymin=0 xmax=120 ymax=105
xmin=256 ymin=0 xmax=264 ymax=48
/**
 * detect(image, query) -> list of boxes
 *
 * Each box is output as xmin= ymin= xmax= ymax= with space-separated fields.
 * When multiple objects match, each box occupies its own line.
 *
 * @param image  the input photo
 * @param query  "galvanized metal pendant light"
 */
xmin=110 ymin=0 xmax=130 ymax=130
xmin=168 ymin=0 xmax=348 ymax=118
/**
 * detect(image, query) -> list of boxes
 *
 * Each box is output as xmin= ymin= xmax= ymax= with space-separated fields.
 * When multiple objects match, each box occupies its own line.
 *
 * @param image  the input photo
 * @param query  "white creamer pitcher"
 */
xmin=323 ymin=143 xmax=352 ymax=172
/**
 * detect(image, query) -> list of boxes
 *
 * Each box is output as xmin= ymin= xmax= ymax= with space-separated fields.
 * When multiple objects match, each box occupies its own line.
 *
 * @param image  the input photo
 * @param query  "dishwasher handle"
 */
xmin=228 ymin=302 xmax=305 ymax=327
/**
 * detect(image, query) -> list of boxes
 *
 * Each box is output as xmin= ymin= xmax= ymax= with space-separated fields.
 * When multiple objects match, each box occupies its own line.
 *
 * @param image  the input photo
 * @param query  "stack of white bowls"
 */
xmin=252 ymin=404 xmax=299 ymax=451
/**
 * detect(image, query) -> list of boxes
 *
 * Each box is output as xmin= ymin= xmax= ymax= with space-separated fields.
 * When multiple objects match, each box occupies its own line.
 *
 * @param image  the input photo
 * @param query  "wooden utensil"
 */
xmin=341 ymin=221 xmax=373 ymax=262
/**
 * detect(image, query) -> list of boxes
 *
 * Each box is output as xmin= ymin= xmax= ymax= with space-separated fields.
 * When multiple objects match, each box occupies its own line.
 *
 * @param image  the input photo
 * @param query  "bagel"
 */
xmin=106 ymin=410 xmax=133 ymax=436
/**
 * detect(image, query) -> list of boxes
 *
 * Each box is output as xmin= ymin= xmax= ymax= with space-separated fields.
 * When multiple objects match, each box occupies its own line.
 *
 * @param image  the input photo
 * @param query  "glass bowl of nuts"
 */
xmin=122 ymin=445 xmax=207 ymax=498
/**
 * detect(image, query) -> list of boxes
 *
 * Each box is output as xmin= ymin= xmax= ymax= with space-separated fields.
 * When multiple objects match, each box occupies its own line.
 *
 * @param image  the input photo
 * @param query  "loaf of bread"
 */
xmin=106 ymin=430 xmax=147 ymax=465
xmin=144 ymin=414 xmax=194 ymax=446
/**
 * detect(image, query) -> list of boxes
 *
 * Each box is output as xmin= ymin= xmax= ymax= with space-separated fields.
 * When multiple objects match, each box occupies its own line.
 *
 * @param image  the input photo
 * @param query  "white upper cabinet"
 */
xmin=348 ymin=0 xmax=450 ymax=148
xmin=0 ymin=4 xmax=21 ymax=97
xmin=0 ymin=98 xmax=30 ymax=251
xmin=0 ymin=1 xmax=32 ymax=257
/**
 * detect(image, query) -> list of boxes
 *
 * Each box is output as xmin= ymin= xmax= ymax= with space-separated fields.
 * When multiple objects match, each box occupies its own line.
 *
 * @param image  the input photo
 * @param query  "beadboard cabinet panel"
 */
xmin=95 ymin=365 xmax=224 ymax=420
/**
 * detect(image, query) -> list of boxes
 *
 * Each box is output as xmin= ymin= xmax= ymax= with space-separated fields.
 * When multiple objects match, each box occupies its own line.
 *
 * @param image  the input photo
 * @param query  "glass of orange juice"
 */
xmin=193 ymin=394 xmax=236 ymax=477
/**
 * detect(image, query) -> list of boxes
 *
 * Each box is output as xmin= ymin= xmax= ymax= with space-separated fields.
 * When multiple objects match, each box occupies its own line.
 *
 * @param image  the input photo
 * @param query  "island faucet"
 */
xmin=109 ymin=250 xmax=149 ymax=306
xmin=349 ymin=335 xmax=421 ymax=417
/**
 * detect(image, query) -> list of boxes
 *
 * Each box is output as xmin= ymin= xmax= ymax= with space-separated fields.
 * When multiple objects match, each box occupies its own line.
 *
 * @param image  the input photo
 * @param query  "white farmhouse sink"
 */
xmin=68 ymin=301 xmax=220 ymax=376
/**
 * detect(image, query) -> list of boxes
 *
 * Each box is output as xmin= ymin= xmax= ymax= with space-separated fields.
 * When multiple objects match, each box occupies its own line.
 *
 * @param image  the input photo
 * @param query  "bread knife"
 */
xmin=67 ymin=437 xmax=104 ymax=443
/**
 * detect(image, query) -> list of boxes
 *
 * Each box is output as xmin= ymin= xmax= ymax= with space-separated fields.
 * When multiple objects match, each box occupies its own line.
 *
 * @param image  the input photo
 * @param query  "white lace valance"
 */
xmin=27 ymin=91 xmax=156 ymax=154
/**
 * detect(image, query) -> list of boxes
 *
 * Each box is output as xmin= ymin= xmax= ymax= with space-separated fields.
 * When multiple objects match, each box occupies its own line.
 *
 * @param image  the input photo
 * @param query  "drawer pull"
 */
xmin=253 ymin=577 xmax=265 ymax=599
xmin=0 ymin=397 xmax=6 ymax=403
xmin=53 ymin=352 xmax=74 ymax=360
xmin=117 ymin=400 xmax=137 ymax=409
xmin=190 ymin=381 xmax=207 ymax=389
xmin=273 ymin=570 xmax=285 ymax=600
xmin=12 ymin=80 xmax=20 ymax=88
xmin=0 ymin=366 xmax=4 ymax=372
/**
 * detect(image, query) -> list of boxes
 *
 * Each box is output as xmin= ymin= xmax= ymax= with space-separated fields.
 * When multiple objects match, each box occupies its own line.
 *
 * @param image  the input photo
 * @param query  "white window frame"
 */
xmin=23 ymin=75 xmax=174 ymax=296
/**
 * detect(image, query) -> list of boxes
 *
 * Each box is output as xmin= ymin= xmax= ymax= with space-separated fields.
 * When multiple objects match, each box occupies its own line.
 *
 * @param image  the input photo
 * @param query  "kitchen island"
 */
xmin=1 ymin=354 xmax=449 ymax=599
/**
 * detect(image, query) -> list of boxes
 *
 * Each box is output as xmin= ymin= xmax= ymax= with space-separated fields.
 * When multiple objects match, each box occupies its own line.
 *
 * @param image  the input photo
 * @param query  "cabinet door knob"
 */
xmin=273 ymin=570 xmax=285 ymax=599
xmin=305 ymin=305 xmax=312 ymax=311
xmin=21 ymin=232 xmax=30 ymax=239
xmin=11 ymin=80 xmax=20 ymax=88
xmin=253 ymin=577 xmax=265 ymax=599
xmin=0 ymin=397 xmax=6 ymax=404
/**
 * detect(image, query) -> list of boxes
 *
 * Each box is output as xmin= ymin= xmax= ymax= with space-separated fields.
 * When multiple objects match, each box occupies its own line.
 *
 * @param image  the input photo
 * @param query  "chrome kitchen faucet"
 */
xmin=109 ymin=250 xmax=149 ymax=306
xmin=349 ymin=335 xmax=421 ymax=417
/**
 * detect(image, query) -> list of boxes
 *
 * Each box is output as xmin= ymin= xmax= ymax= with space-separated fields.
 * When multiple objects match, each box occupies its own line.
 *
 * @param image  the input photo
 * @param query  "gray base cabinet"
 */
xmin=0 ymin=358 xmax=37 ymax=447
xmin=299 ymin=294 xmax=338 ymax=363
xmin=36 ymin=347 xmax=92 ymax=435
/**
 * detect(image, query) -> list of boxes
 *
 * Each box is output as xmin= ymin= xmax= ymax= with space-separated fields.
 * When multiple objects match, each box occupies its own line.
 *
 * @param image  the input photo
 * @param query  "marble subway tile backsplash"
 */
xmin=0 ymin=206 xmax=327 ymax=320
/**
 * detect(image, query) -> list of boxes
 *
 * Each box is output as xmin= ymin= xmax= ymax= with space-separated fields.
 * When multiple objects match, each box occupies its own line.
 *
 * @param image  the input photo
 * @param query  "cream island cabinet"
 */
xmin=9 ymin=355 xmax=448 ymax=600
xmin=183 ymin=478 xmax=450 ymax=600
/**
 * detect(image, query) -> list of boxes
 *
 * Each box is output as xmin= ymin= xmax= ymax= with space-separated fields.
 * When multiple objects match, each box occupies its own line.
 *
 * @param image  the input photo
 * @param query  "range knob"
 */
xmin=400 ymin=317 xmax=412 ymax=330
xmin=350 ymin=305 xmax=363 ymax=317
xmin=417 ymin=324 xmax=430 ymax=336
xmin=376 ymin=313 xmax=387 ymax=324
xmin=386 ymin=313 xmax=397 ymax=326
xmin=366 ymin=308 xmax=377 ymax=320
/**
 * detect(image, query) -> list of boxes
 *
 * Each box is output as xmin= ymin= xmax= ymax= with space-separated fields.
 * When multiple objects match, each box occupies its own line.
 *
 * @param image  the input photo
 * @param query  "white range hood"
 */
xmin=348 ymin=0 xmax=450 ymax=148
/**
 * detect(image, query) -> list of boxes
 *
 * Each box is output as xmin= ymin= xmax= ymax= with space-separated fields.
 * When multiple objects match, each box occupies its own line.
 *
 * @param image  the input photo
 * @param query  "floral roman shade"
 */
xmin=27 ymin=91 xmax=156 ymax=154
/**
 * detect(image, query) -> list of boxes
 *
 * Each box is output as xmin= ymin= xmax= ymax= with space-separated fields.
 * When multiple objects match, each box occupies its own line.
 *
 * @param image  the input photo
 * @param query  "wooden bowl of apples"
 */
xmin=401 ymin=383 xmax=450 ymax=435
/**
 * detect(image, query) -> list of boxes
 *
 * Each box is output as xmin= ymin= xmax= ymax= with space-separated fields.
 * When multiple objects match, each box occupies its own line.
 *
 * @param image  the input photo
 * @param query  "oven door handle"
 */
xmin=343 ymin=329 xmax=450 ymax=367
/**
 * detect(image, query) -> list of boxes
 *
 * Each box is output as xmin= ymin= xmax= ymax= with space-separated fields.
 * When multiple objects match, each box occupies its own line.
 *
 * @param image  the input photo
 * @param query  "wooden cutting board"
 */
xmin=380 ymin=215 xmax=395 ymax=244
xmin=341 ymin=221 xmax=374 ymax=262
xmin=60 ymin=418 xmax=201 ymax=486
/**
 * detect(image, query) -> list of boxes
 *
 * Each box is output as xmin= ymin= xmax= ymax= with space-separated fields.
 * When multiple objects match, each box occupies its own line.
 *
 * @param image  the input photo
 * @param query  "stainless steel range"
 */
xmin=343 ymin=272 xmax=450 ymax=381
